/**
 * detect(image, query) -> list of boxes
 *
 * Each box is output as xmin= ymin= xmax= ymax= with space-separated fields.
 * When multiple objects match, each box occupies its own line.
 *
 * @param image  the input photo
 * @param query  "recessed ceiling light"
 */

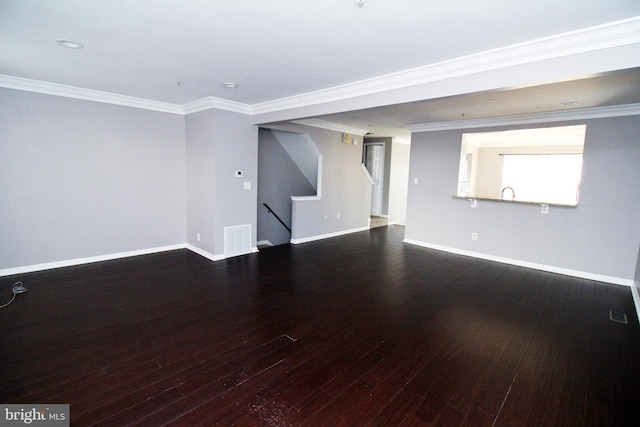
xmin=223 ymin=82 xmax=239 ymax=88
xmin=560 ymin=101 xmax=579 ymax=106
xmin=56 ymin=39 xmax=84 ymax=49
xmin=487 ymin=99 xmax=498 ymax=103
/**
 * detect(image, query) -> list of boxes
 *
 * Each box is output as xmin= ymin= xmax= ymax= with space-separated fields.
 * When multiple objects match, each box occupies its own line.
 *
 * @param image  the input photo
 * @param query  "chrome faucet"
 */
xmin=501 ymin=186 xmax=516 ymax=200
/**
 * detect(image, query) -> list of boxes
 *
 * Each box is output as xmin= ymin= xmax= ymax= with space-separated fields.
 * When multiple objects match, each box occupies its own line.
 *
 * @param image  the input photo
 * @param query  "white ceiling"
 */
xmin=2 ymin=0 xmax=640 ymax=138
xmin=314 ymin=68 xmax=640 ymax=140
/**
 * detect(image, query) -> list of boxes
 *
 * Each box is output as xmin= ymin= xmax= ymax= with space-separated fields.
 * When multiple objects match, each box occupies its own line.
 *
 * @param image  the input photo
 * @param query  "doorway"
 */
xmin=364 ymin=142 xmax=385 ymax=217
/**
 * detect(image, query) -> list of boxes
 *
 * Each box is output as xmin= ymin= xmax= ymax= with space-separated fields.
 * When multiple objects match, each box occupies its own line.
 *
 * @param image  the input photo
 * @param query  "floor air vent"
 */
xmin=224 ymin=224 xmax=252 ymax=257
xmin=609 ymin=310 xmax=628 ymax=324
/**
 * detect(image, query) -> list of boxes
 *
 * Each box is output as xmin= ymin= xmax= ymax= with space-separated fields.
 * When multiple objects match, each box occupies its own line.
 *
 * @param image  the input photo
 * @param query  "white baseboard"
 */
xmin=186 ymin=244 xmax=258 ymax=261
xmin=291 ymin=226 xmax=370 ymax=245
xmin=185 ymin=244 xmax=226 ymax=262
xmin=403 ymin=239 xmax=635 ymax=287
xmin=1 ymin=243 xmax=263 ymax=277
xmin=631 ymin=283 xmax=640 ymax=327
xmin=0 ymin=244 xmax=186 ymax=277
xmin=257 ymin=240 xmax=273 ymax=247
xmin=404 ymin=239 xmax=640 ymax=324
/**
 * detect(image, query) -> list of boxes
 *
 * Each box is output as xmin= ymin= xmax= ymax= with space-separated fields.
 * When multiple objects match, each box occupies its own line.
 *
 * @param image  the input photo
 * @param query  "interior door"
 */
xmin=364 ymin=143 xmax=384 ymax=216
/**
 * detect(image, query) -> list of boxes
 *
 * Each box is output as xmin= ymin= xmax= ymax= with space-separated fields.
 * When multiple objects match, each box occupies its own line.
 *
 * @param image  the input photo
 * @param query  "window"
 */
xmin=501 ymin=153 xmax=583 ymax=204
xmin=457 ymin=125 xmax=586 ymax=206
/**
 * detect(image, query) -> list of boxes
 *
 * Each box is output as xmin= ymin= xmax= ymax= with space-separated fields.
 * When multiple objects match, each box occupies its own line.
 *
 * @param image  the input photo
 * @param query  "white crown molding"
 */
xmin=182 ymin=96 xmax=252 ymax=115
xmin=407 ymin=103 xmax=640 ymax=132
xmin=250 ymin=16 xmax=640 ymax=115
xmin=393 ymin=137 xmax=411 ymax=145
xmin=2 ymin=16 xmax=639 ymax=117
xmin=0 ymin=74 xmax=184 ymax=115
xmin=290 ymin=118 xmax=370 ymax=136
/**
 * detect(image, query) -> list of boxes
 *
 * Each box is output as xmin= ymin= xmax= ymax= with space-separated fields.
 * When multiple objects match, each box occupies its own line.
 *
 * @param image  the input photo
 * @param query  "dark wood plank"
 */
xmin=1 ymin=225 xmax=639 ymax=426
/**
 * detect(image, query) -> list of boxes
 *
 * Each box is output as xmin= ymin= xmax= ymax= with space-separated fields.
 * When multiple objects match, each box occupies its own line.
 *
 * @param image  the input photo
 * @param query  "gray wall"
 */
xmin=406 ymin=115 xmax=640 ymax=281
xmin=257 ymin=129 xmax=316 ymax=246
xmin=267 ymin=123 xmax=371 ymax=241
xmin=185 ymin=108 xmax=258 ymax=256
xmin=389 ymin=141 xmax=410 ymax=225
xmin=0 ymin=89 xmax=186 ymax=270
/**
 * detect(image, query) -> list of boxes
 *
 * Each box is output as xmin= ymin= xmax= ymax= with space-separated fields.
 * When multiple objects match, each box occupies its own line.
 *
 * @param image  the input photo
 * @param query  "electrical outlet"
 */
xmin=197 ymin=233 xmax=201 ymax=241
xmin=337 ymin=212 xmax=341 ymax=219
xmin=541 ymin=204 xmax=549 ymax=215
xmin=471 ymin=232 xmax=478 ymax=241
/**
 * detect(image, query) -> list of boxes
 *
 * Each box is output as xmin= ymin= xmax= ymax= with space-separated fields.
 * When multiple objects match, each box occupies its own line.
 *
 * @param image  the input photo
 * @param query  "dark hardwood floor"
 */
xmin=1 ymin=225 xmax=639 ymax=426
